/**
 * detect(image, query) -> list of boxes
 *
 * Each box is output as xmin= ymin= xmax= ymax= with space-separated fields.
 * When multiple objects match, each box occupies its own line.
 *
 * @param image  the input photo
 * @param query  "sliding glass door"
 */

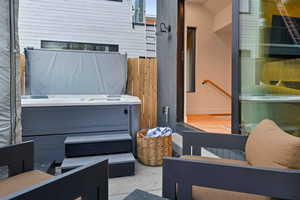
xmin=239 ymin=0 xmax=300 ymax=135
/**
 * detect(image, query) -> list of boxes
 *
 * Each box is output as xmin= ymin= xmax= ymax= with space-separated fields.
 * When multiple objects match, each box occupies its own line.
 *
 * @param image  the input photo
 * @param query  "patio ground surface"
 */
xmin=109 ymin=147 xmax=219 ymax=200
xmin=109 ymin=162 xmax=162 ymax=200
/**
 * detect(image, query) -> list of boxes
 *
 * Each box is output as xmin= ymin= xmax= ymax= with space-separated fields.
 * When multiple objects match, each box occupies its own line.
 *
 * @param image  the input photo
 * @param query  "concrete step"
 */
xmin=65 ymin=134 xmax=132 ymax=157
xmin=61 ymin=153 xmax=135 ymax=178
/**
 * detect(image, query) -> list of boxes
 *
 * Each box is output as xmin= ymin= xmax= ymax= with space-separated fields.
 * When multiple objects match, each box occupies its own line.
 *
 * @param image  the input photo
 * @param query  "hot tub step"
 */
xmin=65 ymin=134 xmax=132 ymax=157
xmin=61 ymin=153 xmax=135 ymax=178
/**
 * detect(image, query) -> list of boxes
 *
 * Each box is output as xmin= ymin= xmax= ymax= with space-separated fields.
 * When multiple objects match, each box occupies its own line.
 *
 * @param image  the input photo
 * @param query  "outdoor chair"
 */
xmin=163 ymin=119 xmax=300 ymax=200
xmin=0 ymin=141 xmax=108 ymax=200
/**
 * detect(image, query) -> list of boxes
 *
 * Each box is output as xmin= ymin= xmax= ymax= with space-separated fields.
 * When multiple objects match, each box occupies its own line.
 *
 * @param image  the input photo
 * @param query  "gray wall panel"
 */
xmin=157 ymin=0 xmax=178 ymax=129
xmin=22 ymin=105 xmax=130 ymax=136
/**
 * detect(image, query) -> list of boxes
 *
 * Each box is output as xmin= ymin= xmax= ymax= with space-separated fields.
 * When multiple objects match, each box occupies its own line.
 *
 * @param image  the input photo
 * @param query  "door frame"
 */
xmin=177 ymin=0 xmax=185 ymax=122
xmin=231 ymin=0 xmax=241 ymax=134
xmin=176 ymin=0 xmax=241 ymax=134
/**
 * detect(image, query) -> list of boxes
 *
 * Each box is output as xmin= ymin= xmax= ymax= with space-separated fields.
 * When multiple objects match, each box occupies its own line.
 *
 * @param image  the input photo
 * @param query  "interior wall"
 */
xmin=185 ymin=1 xmax=232 ymax=115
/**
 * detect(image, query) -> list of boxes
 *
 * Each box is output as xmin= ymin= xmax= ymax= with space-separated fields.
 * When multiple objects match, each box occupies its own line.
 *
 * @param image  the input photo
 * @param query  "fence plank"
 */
xmin=127 ymin=58 xmax=157 ymax=129
xmin=19 ymin=54 xmax=26 ymax=95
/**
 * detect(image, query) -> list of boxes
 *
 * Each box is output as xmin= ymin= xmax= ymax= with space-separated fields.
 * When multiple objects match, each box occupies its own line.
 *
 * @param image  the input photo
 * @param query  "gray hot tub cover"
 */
xmin=0 ymin=0 xmax=22 ymax=147
xmin=25 ymin=49 xmax=128 ymax=95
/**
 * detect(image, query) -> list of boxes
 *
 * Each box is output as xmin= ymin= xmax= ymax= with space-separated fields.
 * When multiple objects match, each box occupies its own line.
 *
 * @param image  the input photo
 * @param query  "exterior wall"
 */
xmin=185 ymin=2 xmax=232 ymax=115
xmin=157 ymin=0 xmax=178 ymax=129
xmin=239 ymin=0 xmax=261 ymax=90
xmin=18 ymin=0 xmax=146 ymax=58
xmin=146 ymin=24 xmax=156 ymax=57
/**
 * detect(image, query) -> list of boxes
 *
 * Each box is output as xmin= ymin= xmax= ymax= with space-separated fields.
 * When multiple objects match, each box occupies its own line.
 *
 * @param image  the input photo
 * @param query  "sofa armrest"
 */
xmin=3 ymin=159 xmax=109 ymax=200
xmin=0 ymin=141 xmax=34 ymax=176
xmin=182 ymin=132 xmax=248 ymax=155
xmin=163 ymin=157 xmax=300 ymax=200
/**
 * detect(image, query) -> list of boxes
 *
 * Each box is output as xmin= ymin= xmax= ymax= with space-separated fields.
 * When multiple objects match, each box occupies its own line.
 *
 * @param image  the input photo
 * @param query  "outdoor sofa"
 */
xmin=0 ymin=141 xmax=108 ymax=200
xmin=163 ymin=119 xmax=300 ymax=200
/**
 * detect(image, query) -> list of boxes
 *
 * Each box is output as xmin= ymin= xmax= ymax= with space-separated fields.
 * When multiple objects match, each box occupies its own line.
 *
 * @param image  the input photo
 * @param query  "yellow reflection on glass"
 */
xmin=240 ymin=0 xmax=300 ymax=135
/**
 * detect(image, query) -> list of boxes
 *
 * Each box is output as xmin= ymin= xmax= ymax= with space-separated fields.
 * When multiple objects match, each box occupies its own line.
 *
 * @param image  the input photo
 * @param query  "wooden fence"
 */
xmin=127 ymin=58 xmax=157 ymax=129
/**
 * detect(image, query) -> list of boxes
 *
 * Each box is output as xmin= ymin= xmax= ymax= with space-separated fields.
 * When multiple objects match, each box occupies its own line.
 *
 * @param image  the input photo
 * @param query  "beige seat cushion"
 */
xmin=181 ymin=156 xmax=271 ymax=200
xmin=246 ymin=119 xmax=300 ymax=169
xmin=0 ymin=170 xmax=53 ymax=198
xmin=0 ymin=170 xmax=82 ymax=200
xmin=192 ymin=186 xmax=270 ymax=200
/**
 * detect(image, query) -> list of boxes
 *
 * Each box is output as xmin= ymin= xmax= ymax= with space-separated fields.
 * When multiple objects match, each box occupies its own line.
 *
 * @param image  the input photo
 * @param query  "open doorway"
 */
xmin=183 ymin=0 xmax=232 ymax=134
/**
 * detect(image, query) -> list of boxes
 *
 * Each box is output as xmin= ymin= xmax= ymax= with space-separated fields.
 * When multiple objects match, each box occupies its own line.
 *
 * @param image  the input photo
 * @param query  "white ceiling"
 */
xmin=187 ymin=0 xmax=232 ymax=14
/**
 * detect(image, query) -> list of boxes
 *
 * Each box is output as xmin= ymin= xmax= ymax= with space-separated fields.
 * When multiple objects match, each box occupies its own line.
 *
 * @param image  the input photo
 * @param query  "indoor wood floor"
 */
xmin=186 ymin=114 xmax=231 ymax=134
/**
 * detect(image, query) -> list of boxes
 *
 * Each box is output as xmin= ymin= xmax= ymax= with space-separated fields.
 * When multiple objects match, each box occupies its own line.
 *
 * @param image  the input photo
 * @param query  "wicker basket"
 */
xmin=137 ymin=129 xmax=172 ymax=166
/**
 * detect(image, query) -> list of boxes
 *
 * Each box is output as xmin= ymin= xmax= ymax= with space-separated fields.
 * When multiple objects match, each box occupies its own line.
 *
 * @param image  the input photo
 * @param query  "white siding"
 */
xmin=146 ymin=24 xmax=156 ymax=57
xmin=18 ymin=0 xmax=146 ymax=58
xmin=240 ymin=0 xmax=262 ymax=88
xmin=240 ymin=0 xmax=261 ymax=58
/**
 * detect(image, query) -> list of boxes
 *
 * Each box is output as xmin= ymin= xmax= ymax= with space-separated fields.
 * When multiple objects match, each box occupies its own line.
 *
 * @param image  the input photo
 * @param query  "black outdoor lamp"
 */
xmin=159 ymin=22 xmax=171 ymax=33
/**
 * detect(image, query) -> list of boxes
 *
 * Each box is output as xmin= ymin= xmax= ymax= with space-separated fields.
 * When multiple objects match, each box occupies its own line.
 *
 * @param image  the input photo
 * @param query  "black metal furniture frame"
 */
xmin=0 ymin=141 xmax=108 ymax=200
xmin=163 ymin=132 xmax=300 ymax=200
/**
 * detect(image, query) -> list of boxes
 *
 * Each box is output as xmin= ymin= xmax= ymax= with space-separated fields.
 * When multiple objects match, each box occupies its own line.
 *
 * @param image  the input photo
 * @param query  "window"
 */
xmin=239 ymin=0 xmax=300 ymax=135
xmin=41 ymin=41 xmax=119 ymax=52
xmin=132 ymin=0 xmax=145 ymax=24
xmin=186 ymin=27 xmax=196 ymax=93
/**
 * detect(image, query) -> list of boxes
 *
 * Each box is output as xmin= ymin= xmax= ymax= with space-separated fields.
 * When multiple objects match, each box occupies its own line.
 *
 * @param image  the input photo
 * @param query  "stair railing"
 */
xmin=201 ymin=80 xmax=232 ymax=99
xmin=276 ymin=0 xmax=300 ymax=45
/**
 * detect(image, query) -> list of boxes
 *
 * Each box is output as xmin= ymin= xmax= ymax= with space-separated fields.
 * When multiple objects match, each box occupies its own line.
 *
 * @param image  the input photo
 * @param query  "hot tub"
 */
xmin=22 ymin=95 xmax=141 ymax=107
xmin=21 ymin=95 xmax=141 ymax=168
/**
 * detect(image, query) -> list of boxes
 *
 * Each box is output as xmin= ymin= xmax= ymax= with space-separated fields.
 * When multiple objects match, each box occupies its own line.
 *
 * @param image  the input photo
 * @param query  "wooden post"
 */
xmin=19 ymin=54 xmax=26 ymax=95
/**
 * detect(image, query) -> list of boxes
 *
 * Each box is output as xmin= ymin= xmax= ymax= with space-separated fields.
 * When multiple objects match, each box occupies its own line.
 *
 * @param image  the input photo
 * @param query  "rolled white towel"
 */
xmin=146 ymin=127 xmax=173 ymax=138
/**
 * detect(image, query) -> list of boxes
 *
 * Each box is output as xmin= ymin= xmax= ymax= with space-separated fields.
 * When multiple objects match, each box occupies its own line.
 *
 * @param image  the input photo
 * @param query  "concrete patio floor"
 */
xmin=109 ymin=162 xmax=162 ymax=200
xmin=108 ymin=146 xmax=220 ymax=200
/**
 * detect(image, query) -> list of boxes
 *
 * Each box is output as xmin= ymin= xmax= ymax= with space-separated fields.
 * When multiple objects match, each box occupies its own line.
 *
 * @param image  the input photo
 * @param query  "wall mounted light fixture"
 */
xmin=160 ymin=22 xmax=171 ymax=33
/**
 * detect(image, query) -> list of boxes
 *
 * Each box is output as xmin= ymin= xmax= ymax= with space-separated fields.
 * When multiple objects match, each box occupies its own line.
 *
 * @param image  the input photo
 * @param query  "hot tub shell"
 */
xmin=22 ymin=95 xmax=141 ymax=168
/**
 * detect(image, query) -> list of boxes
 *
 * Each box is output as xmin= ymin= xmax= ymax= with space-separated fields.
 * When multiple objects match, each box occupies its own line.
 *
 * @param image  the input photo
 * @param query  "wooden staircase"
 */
xmin=276 ymin=0 xmax=300 ymax=45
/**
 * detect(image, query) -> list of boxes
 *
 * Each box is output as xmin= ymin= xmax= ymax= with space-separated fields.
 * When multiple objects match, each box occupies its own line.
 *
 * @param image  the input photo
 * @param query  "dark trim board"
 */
xmin=232 ymin=0 xmax=241 ymax=134
xmin=41 ymin=40 xmax=119 ymax=52
xmin=176 ymin=0 xmax=185 ymax=123
xmin=146 ymin=24 xmax=156 ymax=27
xmin=133 ymin=23 xmax=146 ymax=26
